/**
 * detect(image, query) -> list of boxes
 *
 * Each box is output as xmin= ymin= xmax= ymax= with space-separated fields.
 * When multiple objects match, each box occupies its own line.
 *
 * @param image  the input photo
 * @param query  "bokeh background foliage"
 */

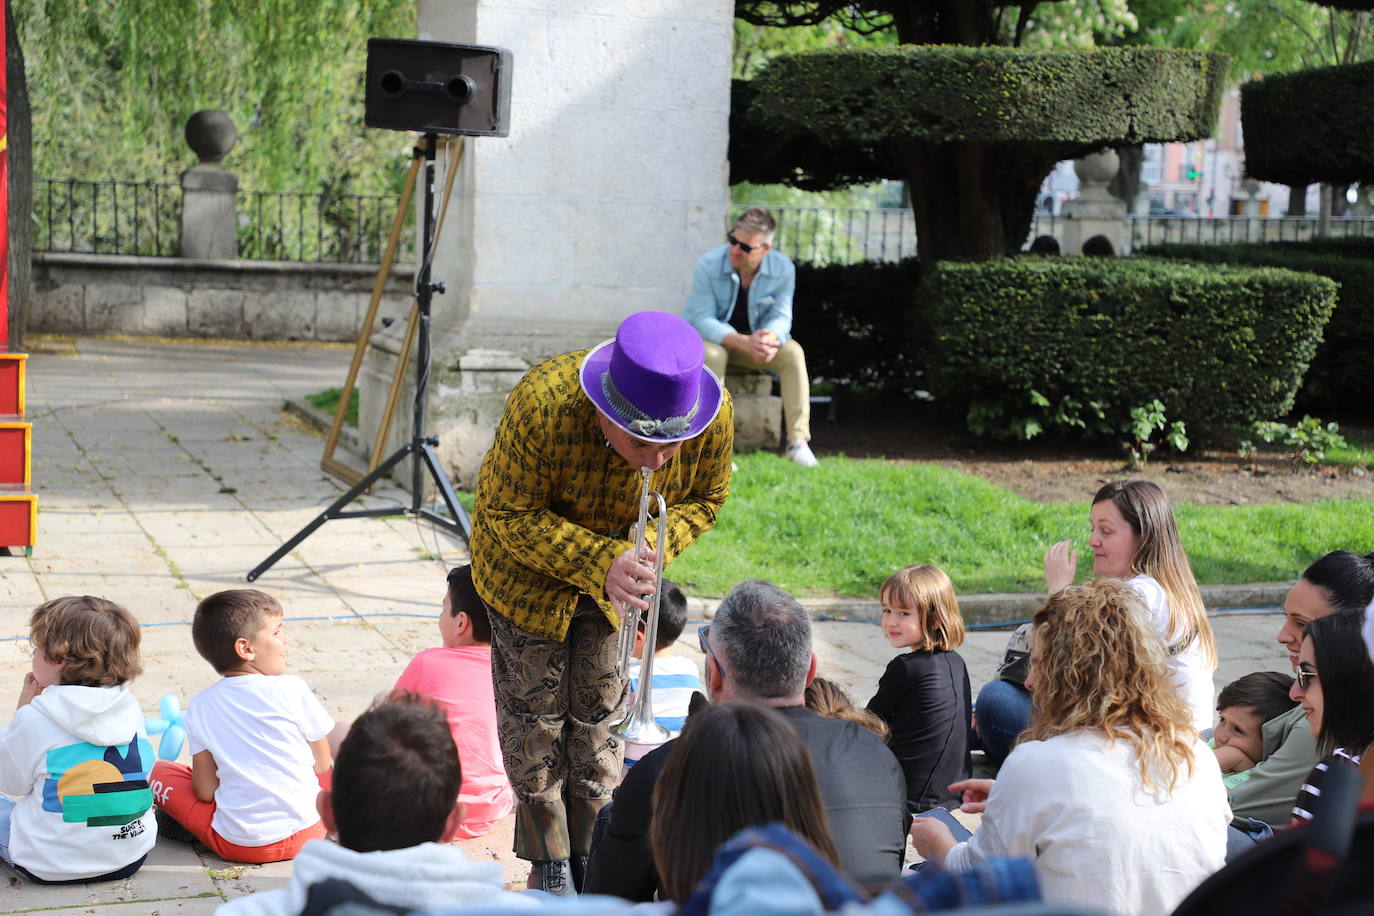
xmin=14 ymin=0 xmax=416 ymax=194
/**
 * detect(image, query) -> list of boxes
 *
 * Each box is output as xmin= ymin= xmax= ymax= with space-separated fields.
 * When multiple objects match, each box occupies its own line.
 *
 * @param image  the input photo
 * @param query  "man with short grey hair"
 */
xmin=583 ymin=579 xmax=909 ymax=899
xmin=684 ymin=207 xmax=817 ymax=467
xmin=708 ymin=578 xmax=816 ymax=701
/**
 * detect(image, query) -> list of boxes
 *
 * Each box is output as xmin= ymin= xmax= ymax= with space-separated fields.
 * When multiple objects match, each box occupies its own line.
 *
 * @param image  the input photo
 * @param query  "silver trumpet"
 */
xmin=612 ymin=467 xmax=672 ymax=746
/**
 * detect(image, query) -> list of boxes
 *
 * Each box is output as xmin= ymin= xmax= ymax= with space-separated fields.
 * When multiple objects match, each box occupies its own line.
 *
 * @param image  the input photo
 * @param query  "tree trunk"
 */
xmin=1286 ymin=183 xmax=1308 ymax=217
xmin=1108 ymin=145 xmax=1144 ymax=214
xmin=6 ymin=0 xmax=31 ymax=348
xmin=1331 ymin=183 xmax=1350 ymax=217
xmin=905 ymin=141 xmax=1059 ymax=264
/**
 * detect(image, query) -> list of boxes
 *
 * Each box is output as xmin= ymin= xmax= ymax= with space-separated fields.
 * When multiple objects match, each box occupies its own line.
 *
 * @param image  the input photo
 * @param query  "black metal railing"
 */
xmin=732 ymin=204 xmax=1374 ymax=262
xmin=34 ymin=178 xmax=415 ymax=264
xmin=730 ymin=205 xmax=1065 ymax=264
xmin=236 ymin=189 xmax=415 ymax=263
xmin=35 ymin=179 xmax=181 ymax=257
xmin=1126 ymin=215 xmax=1374 ymax=250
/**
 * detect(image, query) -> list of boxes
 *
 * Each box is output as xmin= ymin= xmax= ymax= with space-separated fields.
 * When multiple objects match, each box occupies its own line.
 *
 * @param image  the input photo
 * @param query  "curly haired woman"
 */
xmin=912 ymin=579 xmax=1230 ymax=916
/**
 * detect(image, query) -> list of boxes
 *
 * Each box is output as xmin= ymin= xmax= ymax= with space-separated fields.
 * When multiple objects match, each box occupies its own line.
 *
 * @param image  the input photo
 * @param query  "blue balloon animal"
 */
xmin=146 ymin=694 xmax=187 ymax=761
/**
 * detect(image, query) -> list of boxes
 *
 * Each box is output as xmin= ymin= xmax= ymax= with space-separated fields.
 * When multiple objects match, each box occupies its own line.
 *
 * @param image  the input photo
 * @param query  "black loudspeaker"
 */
xmin=364 ymin=38 xmax=512 ymax=137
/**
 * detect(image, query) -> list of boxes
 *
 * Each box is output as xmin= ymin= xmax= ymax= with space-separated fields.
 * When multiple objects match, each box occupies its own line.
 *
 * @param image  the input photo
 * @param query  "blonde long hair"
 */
xmin=1023 ymin=579 xmax=1197 ymax=792
xmin=1094 ymin=479 xmax=1216 ymax=667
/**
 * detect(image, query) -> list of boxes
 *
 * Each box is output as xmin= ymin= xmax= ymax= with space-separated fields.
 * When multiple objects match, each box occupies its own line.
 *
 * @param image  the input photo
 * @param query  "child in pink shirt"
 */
xmin=393 ymin=566 xmax=514 ymax=839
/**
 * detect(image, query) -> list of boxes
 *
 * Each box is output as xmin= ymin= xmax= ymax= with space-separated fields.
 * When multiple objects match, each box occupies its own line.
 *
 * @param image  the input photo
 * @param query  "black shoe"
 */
xmin=570 ymin=853 xmax=590 ymax=893
xmin=155 ymin=809 xmax=196 ymax=844
xmin=531 ymin=858 xmax=575 ymax=897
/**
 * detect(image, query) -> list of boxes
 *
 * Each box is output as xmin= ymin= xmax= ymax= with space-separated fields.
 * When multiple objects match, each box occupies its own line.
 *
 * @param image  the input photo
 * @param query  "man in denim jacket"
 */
xmin=683 ymin=207 xmax=816 ymax=467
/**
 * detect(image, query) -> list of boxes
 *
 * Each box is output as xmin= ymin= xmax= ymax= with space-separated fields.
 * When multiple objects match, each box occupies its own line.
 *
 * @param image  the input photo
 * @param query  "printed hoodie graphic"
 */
xmin=31 ymin=685 xmax=154 ymax=827
xmin=0 ymin=684 xmax=157 ymax=880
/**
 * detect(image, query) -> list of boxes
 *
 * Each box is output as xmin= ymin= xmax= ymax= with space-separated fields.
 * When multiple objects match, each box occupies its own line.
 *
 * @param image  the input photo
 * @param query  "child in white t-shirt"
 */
xmin=622 ymin=580 xmax=702 ymax=771
xmin=0 ymin=596 xmax=157 ymax=884
xmin=150 ymin=589 xmax=333 ymax=863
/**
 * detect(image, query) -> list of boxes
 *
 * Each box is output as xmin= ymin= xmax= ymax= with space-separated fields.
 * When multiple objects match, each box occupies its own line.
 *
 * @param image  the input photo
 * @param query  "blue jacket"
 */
xmin=683 ymin=244 xmax=796 ymax=345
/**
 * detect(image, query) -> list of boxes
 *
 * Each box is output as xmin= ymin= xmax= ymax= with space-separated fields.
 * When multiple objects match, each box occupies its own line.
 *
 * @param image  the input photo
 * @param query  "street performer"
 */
xmin=470 ymin=310 xmax=733 ymax=896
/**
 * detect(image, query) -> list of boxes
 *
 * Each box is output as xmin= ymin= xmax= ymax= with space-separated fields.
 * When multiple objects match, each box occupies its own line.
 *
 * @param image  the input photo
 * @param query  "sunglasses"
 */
xmin=727 ymin=233 xmax=763 ymax=254
xmin=1295 ymin=665 xmax=1318 ymax=691
xmin=697 ymin=624 xmax=712 ymax=656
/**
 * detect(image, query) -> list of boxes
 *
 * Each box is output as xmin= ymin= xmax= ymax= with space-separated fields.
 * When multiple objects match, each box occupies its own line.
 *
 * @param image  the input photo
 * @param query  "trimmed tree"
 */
xmin=732 ymin=4 xmax=1228 ymax=262
xmin=1241 ymin=60 xmax=1374 ymax=187
xmin=1239 ymin=0 xmax=1374 ymax=204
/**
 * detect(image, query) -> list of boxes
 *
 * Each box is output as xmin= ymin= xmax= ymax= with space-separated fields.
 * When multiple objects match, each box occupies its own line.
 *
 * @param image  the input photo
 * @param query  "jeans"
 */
xmin=1225 ymin=818 xmax=1274 ymax=861
xmin=974 ymin=680 xmax=1032 ymax=768
xmin=0 ymin=795 xmax=14 ymax=865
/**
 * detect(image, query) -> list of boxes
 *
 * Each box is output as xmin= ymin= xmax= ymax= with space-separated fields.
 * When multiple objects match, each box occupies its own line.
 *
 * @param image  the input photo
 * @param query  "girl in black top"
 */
xmin=867 ymin=563 xmax=972 ymax=812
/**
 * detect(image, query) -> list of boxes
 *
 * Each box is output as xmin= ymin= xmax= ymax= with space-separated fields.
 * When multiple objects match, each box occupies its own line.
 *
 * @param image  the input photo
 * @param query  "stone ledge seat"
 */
xmin=722 ymin=366 xmax=782 ymax=453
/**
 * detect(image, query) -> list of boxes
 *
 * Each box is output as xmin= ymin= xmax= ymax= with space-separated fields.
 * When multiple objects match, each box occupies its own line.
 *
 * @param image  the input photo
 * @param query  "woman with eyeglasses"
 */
xmin=911 ymin=579 xmax=1229 ymax=916
xmin=1288 ymin=610 xmax=1374 ymax=824
xmin=1226 ymin=549 xmax=1374 ymax=833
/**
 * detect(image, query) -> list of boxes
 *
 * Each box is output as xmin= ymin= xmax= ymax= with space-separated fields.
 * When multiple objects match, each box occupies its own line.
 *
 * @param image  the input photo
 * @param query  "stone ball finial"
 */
xmin=185 ymin=110 xmax=238 ymax=165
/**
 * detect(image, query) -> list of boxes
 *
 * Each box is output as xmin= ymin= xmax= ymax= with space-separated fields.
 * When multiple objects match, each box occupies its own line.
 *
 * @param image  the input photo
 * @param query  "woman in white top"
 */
xmin=1044 ymin=478 xmax=1218 ymax=731
xmin=912 ymin=579 xmax=1230 ymax=916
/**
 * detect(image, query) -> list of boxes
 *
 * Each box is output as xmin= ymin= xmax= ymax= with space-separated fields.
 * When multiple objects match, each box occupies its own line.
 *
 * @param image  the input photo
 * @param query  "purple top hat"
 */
xmin=580 ymin=311 xmax=723 ymax=442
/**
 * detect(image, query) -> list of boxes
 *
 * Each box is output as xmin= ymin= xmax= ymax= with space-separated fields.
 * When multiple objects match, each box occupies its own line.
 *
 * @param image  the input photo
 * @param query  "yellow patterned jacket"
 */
xmin=471 ymin=349 xmax=734 ymax=640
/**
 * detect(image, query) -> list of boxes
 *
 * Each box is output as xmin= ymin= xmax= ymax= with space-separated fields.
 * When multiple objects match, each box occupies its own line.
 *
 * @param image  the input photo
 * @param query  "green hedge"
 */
xmin=745 ymin=46 xmax=1228 ymax=149
xmin=790 ymin=259 xmax=926 ymax=393
xmin=1139 ymin=241 xmax=1374 ymax=414
xmin=1241 ymin=60 xmax=1374 ymax=185
xmin=926 ymin=258 xmax=1336 ymax=443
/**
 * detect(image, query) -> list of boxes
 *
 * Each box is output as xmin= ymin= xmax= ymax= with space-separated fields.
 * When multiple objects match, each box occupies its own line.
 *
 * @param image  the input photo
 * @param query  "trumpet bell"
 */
xmin=611 ymin=697 xmax=671 ymax=745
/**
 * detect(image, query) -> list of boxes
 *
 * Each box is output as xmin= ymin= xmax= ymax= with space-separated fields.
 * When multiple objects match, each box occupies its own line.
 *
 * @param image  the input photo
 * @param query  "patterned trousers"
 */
xmin=489 ymin=596 xmax=626 ymax=861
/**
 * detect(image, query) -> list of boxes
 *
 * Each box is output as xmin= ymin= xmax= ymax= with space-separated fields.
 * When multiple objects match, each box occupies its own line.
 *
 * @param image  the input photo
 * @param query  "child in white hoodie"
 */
xmin=221 ymin=694 xmax=535 ymax=914
xmin=0 ymin=596 xmax=157 ymax=883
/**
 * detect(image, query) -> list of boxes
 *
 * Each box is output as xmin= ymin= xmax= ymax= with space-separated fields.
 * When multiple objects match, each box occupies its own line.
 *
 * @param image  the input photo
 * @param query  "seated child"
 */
xmin=150 ymin=589 xmax=333 ymax=863
xmin=1211 ymin=670 xmax=1298 ymax=789
xmin=391 ymin=565 xmax=514 ymax=839
xmin=0 ymin=597 xmax=157 ymax=884
xmin=623 ymin=579 xmax=701 ymax=770
xmin=220 ymin=695 xmax=532 ymax=914
xmin=866 ymin=564 xmax=972 ymax=812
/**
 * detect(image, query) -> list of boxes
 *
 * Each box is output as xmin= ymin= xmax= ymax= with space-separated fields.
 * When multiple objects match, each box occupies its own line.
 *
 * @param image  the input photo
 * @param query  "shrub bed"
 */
xmin=790 ymin=258 xmax=927 ymax=395
xmin=925 ymin=258 xmax=1337 ymax=444
xmin=1140 ymin=241 xmax=1374 ymax=414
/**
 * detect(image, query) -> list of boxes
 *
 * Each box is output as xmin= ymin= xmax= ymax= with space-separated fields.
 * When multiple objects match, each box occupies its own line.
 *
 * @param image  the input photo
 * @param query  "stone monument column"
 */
xmin=180 ymin=110 xmax=239 ymax=259
xmin=1061 ymin=148 xmax=1127 ymax=256
xmin=358 ymin=0 xmax=733 ymax=488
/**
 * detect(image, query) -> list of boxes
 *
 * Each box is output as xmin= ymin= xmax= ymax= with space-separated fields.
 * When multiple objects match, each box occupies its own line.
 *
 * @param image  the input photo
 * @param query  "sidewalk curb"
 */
xmin=690 ymin=581 xmax=1294 ymax=627
xmin=284 ymin=396 xmax=364 ymax=456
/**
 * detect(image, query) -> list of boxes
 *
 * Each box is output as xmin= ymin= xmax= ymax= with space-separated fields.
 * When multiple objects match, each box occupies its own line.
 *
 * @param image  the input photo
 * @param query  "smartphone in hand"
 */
xmin=915 ymin=805 xmax=973 ymax=842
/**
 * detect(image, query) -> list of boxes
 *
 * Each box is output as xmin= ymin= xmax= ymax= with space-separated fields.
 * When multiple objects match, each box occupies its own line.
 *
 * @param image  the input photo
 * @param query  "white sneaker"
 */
xmin=786 ymin=441 xmax=819 ymax=468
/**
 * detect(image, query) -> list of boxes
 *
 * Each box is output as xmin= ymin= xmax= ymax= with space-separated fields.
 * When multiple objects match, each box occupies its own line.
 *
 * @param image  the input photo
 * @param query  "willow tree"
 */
xmin=731 ymin=1 xmax=1228 ymax=262
xmin=13 ymin=0 xmax=414 ymax=194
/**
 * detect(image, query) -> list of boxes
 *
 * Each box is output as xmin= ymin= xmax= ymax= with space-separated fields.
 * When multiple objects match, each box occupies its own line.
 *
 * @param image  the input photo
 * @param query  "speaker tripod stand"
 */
xmin=247 ymin=133 xmax=470 ymax=583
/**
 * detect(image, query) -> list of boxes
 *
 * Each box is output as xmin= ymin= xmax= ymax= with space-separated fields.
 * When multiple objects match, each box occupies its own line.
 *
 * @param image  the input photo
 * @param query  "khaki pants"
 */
xmin=703 ymin=338 xmax=811 ymax=444
xmin=489 ymin=597 xmax=626 ymax=862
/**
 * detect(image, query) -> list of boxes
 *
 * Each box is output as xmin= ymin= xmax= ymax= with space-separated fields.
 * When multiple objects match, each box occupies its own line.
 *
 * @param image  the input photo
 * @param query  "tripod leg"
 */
xmin=416 ymin=441 xmax=472 ymax=541
xmin=247 ymin=442 xmax=417 ymax=582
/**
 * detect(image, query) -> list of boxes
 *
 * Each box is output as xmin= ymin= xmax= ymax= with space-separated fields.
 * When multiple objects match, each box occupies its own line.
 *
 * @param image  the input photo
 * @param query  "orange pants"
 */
xmin=149 ymin=760 xmax=328 ymax=863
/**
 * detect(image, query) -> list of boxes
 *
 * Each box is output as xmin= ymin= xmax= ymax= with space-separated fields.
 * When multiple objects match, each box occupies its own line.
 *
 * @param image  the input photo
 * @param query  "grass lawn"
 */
xmin=657 ymin=453 xmax=1374 ymax=598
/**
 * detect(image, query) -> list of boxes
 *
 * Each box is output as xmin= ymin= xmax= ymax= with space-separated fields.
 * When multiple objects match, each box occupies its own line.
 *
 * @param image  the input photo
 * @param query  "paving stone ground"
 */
xmin=0 ymin=337 xmax=1298 ymax=914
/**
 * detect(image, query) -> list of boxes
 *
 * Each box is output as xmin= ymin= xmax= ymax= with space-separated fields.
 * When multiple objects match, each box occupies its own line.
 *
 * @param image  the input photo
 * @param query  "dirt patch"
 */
xmin=808 ymin=400 xmax=1374 ymax=506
